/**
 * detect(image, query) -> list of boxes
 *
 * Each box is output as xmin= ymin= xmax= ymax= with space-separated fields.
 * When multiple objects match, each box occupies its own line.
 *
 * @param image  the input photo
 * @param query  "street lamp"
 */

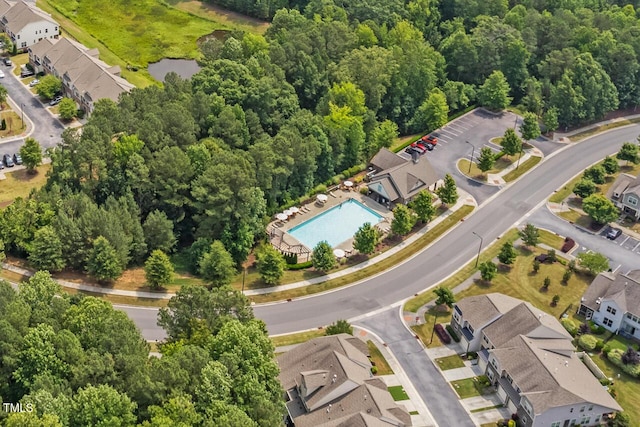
xmin=472 ymin=231 xmax=483 ymax=267
xmin=515 ymin=146 xmax=523 ymax=170
xmin=465 ymin=140 xmax=475 ymax=173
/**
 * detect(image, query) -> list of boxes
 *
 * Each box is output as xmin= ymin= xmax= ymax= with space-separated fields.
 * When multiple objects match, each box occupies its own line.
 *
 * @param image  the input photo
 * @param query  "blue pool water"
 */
xmin=288 ymin=199 xmax=383 ymax=249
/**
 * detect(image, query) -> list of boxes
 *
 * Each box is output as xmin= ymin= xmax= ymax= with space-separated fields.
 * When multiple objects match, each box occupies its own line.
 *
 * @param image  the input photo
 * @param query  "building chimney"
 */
xmin=411 ymin=150 xmax=419 ymax=163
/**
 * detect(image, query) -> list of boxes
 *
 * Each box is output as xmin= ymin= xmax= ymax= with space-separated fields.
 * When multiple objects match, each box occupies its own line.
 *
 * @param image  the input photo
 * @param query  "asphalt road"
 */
xmin=119 ymin=124 xmax=640 ymax=338
xmin=528 ymin=206 xmax=640 ymax=274
xmin=356 ymin=308 xmax=475 ymax=427
xmin=0 ymin=64 xmax=64 ymax=155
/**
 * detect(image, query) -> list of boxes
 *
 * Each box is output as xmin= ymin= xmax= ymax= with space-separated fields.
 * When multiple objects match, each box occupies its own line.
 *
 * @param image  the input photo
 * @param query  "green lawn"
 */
xmin=43 ymin=0 xmax=220 ymax=67
xmin=435 ymin=354 xmax=465 ymax=370
xmin=0 ymin=164 xmax=51 ymax=208
xmin=503 ymin=156 xmax=542 ymax=182
xmin=172 ymin=0 xmax=269 ymax=34
xmin=270 ymin=329 xmax=326 ymax=348
xmin=451 ymin=378 xmax=482 ymax=399
xmin=591 ymin=355 xmax=640 ymax=425
xmin=538 ymin=229 xmax=565 ymax=250
xmin=387 ymin=385 xmax=409 ymax=401
xmin=558 ymin=209 xmax=593 ymax=228
xmin=458 ymin=156 xmax=515 ymax=181
xmin=367 ymin=340 xmax=394 ymax=375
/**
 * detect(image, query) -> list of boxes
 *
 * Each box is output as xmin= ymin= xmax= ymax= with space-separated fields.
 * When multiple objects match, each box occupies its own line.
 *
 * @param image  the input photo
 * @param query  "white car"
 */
xmin=29 ymin=79 xmax=39 ymax=87
xmin=0 ymin=70 xmax=4 ymax=78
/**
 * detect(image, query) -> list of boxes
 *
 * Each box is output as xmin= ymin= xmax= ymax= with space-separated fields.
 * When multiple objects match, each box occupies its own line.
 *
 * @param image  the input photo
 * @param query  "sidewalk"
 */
xmin=552 ymin=113 xmax=640 ymax=142
xmin=3 ymin=188 xmax=478 ymax=300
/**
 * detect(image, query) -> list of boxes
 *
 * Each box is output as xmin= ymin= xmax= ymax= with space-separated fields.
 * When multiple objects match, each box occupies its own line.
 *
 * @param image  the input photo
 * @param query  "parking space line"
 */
xmin=612 ymin=264 xmax=622 ymax=274
xmin=447 ymin=123 xmax=470 ymax=132
xmin=620 ymin=236 xmax=629 ymax=246
xmin=633 ymin=242 xmax=640 ymax=251
xmin=440 ymin=129 xmax=460 ymax=137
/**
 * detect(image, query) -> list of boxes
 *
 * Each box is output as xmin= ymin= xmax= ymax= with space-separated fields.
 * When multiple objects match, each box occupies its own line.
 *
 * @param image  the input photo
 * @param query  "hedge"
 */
xmin=607 ymin=349 xmax=640 ymax=377
xmin=561 ymin=318 xmax=578 ymax=336
xmin=578 ymin=334 xmax=597 ymax=351
xmin=286 ymin=261 xmax=313 ymax=270
xmin=446 ymin=325 xmax=460 ymax=343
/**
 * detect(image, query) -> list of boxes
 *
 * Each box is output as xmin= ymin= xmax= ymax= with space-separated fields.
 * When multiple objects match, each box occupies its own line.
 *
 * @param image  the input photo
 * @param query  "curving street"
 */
xmin=118 ymin=124 xmax=640 ymax=339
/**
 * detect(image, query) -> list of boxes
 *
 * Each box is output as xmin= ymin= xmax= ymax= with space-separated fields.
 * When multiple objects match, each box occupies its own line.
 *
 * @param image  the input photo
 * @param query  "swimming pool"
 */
xmin=288 ymin=199 xmax=383 ymax=249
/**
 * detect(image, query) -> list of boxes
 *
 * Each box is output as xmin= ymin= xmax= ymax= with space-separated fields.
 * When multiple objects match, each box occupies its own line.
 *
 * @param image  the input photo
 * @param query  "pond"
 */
xmin=147 ymin=58 xmax=201 ymax=81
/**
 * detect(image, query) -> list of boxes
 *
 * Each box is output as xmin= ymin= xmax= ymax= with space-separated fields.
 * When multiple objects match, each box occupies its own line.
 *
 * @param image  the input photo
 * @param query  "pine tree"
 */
xmin=391 ymin=204 xmax=416 ymax=236
xmin=436 ymin=174 xmax=458 ymax=206
xmin=518 ymin=223 xmax=539 ymax=247
xmin=477 ymin=147 xmax=496 ymax=173
xmin=86 ymin=236 xmax=123 ymax=283
xmin=144 ymin=250 xmax=174 ymax=290
xmin=28 ymin=225 xmax=66 ymax=272
xmin=256 ymin=245 xmax=286 ymax=285
xmin=497 ymin=242 xmax=517 ymax=265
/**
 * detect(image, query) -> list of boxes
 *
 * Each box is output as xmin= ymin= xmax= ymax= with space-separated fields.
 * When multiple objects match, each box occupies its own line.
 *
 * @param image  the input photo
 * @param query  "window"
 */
xmin=16 ymin=35 xmax=19 ymax=39
xmin=551 ymin=422 xmax=561 ymax=427
xmin=20 ymin=42 xmax=25 ymax=48
xmin=581 ymin=416 xmax=590 ymax=424
xmin=588 ymin=405 xmax=593 ymax=411
xmin=468 ymin=325 xmax=474 ymax=334
xmin=594 ymin=415 xmax=600 ymax=423
xmin=603 ymin=318 xmax=613 ymax=327
xmin=607 ymin=306 xmax=617 ymax=315
xmin=570 ymin=419 xmax=577 ymax=426
xmin=629 ymin=196 xmax=638 ymax=206
xmin=580 ymin=406 xmax=585 ymax=413
xmin=570 ymin=408 xmax=574 ymax=413
xmin=45 ymin=29 xmax=48 ymax=33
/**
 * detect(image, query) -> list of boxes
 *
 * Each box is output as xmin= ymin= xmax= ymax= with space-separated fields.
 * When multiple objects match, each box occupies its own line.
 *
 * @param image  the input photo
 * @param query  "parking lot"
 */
xmin=599 ymin=227 xmax=640 ymax=254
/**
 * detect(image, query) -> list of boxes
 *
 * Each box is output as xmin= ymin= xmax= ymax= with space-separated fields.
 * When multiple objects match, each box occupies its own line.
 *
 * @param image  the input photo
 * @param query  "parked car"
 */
xmin=20 ymin=68 xmax=34 ymax=78
xmin=29 ymin=79 xmax=39 ymax=87
xmin=0 ymin=70 xmax=4 ymax=78
xmin=3 ymin=57 xmax=11 ymax=66
xmin=13 ymin=153 xmax=22 ymax=165
xmin=49 ymin=96 xmax=63 ymax=106
xmin=406 ymin=141 xmax=428 ymax=155
xmin=3 ymin=154 xmax=14 ymax=167
xmin=606 ymin=227 xmax=622 ymax=240
xmin=420 ymin=135 xmax=438 ymax=150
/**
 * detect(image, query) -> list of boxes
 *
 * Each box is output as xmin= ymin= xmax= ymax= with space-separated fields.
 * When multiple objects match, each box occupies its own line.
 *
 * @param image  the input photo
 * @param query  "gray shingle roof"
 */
xmin=368 ymin=152 xmax=438 ymax=202
xmin=2 ymin=0 xmax=56 ymax=34
xmin=369 ymin=148 xmax=405 ymax=171
xmin=582 ymin=271 xmax=640 ymax=317
xmin=607 ymin=172 xmax=640 ymax=200
xmin=454 ymin=293 xmax=522 ymax=330
xmin=278 ymin=334 xmax=411 ymax=427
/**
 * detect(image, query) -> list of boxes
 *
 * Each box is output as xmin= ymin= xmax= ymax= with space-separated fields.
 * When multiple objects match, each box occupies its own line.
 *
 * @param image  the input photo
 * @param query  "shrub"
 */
xmin=286 ymin=261 xmax=313 ymax=270
xmin=599 ymin=377 xmax=611 ymax=386
xmin=371 ymin=366 xmax=378 ymax=374
xmin=561 ymin=238 xmax=575 ymax=253
xmin=359 ymin=185 xmax=369 ymax=195
xmin=595 ymin=339 xmax=605 ymax=351
xmin=608 ymin=348 xmax=640 ymax=377
xmin=568 ymin=259 xmax=576 ymax=271
xmin=547 ymin=249 xmax=557 ymax=262
xmin=284 ymin=253 xmax=298 ymax=264
xmin=434 ymin=324 xmax=451 ymax=344
xmin=588 ymin=321 xmax=606 ymax=335
xmin=579 ymin=323 xmax=590 ymax=335
xmin=552 ymin=294 xmax=560 ymax=305
xmin=532 ymin=259 xmax=540 ymax=273
xmin=621 ymin=347 xmax=640 ymax=365
xmin=578 ymin=334 xmax=598 ymax=351
xmin=446 ymin=325 xmax=460 ymax=343
xmin=562 ymin=269 xmax=572 ymax=284
xmin=543 ymin=276 xmax=551 ymax=290
xmin=311 ymin=184 xmax=327 ymax=196
xmin=602 ymin=344 xmax=612 ymax=355
xmin=561 ymin=319 xmax=578 ymax=336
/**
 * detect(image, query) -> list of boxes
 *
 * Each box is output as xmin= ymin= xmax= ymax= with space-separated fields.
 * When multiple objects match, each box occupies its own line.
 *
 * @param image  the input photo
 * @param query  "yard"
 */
xmin=387 ymin=385 xmax=409 ymax=401
xmin=591 ymin=354 xmax=640 ymax=425
xmin=450 ymin=376 xmax=488 ymax=399
xmin=435 ymin=354 xmax=465 ymax=371
xmin=367 ymin=340 xmax=394 ymax=375
xmin=0 ymin=164 xmax=50 ymax=208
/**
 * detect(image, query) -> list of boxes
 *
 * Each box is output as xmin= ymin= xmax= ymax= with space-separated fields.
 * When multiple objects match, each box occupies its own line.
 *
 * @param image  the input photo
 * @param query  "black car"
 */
xmin=13 ymin=153 xmax=22 ymax=165
xmin=3 ymin=154 xmax=14 ymax=167
xmin=606 ymin=227 xmax=622 ymax=240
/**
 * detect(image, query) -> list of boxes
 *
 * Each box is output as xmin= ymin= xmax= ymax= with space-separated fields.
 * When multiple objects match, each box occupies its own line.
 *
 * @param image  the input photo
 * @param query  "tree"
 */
xmin=573 ymin=179 xmax=597 ymax=198
xmin=622 ymin=347 xmax=640 ymax=365
xmin=391 ymin=204 xmax=416 ymax=236
xmin=543 ymin=276 xmax=551 ymax=290
xmin=542 ymin=107 xmax=559 ymax=133
xmin=582 ymin=194 xmax=619 ymax=225
xmin=479 ymin=261 xmax=497 ymax=282
xmin=255 ymin=245 xmax=286 ymax=285
xmin=86 ymin=236 xmax=122 ymax=282
xmin=478 ymin=70 xmax=512 ymax=111
xmin=518 ymin=223 xmax=539 ymax=247
xmin=198 ymin=241 xmax=236 ymax=287
xmin=583 ymin=166 xmax=606 ymax=184
xmin=562 ymin=269 xmax=573 ymax=284
xmin=35 ymin=74 xmax=62 ymax=100
xmin=434 ymin=286 xmax=455 ymax=308
xmin=58 ymin=98 xmax=76 ymax=120
xmin=497 ymin=242 xmax=517 ymax=265
xmin=520 ymin=112 xmax=541 ymax=141
xmin=552 ymin=294 xmax=560 ymax=305
xmin=353 ymin=222 xmax=381 ymax=255
xmin=70 ymin=384 xmax=137 ymax=427
xmin=28 ymin=225 xmax=66 ymax=272
xmin=501 ymin=128 xmax=522 ymax=157
xmin=617 ymin=142 xmax=640 ymax=165
xmin=410 ymin=190 xmax=436 ymax=223
xmin=436 ymin=174 xmax=458 ymax=206
xmin=477 ymin=147 xmax=495 ymax=173
xmin=326 ymin=319 xmax=353 ymax=335
xmin=608 ymin=412 xmax=631 ymax=427
xmin=413 ymin=88 xmax=449 ymax=132
xmin=145 ymin=250 xmax=174 ymax=290
xmin=312 ymin=241 xmax=336 ymax=272
xmin=19 ymin=137 xmax=42 ymax=173
xmin=576 ymin=251 xmax=610 ymax=275
xmin=602 ymin=156 xmax=620 ymax=175
xmin=532 ymin=259 xmax=540 ymax=273
xmin=143 ymin=210 xmax=176 ymax=253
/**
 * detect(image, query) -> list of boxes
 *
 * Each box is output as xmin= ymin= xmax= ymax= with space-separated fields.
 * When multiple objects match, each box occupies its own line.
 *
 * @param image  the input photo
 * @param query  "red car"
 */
xmin=420 ymin=135 xmax=438 ymax=150
xmin=406 ymin=142 xmax=428 ymax=155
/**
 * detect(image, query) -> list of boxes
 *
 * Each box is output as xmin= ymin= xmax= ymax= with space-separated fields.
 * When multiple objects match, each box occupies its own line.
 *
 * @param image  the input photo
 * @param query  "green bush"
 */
xmin=446 ymin=325 xmax=460 ymax=343
xmin=286 ymin=261 xmax=313 ymax=270
xmin=595 ymin=339 xmax=605 ymax=351
xmin=603 ymin=344 xmax=612 ymax=355
xmin=310 ymin=184 xmax=327 ymax=196
xmin=284 ymin=253 xmax=298 ymax=264
xmin=371 ymin=366 xmax=378 ymax=374
xmin=360 ymin=185 xmax=369 ymax=195
xmin=599 ymin=377 xmax=611 ymax=386
xmin=588 ymin=321 xmax=606 ymax=335
xmin=578 ymin=334 xmax=597 ymax=351
xmin=561 ymin=318 xmax=578 ymax=336
xmin=607 ymin=349 xmax=640 ymax=377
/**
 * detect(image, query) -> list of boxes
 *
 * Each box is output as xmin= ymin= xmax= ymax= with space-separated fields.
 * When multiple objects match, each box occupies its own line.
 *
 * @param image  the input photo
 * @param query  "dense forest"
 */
xmin=0 ymin=274 xmax=283 ymax=425
xmin=5 ymin=0 xmax=640 ymax=282
xmin=1 ymin=0 xmax=640 ymax=423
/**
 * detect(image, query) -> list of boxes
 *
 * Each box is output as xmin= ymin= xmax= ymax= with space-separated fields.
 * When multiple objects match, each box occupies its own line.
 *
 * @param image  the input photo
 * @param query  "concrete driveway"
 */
xmin=0 ymin=62 xmax=64 ymax=155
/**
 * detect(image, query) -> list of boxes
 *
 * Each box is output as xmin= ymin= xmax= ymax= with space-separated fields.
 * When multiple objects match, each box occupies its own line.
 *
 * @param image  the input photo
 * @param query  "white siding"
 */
xmin=15 ymin=20 xmax=58 ymax=49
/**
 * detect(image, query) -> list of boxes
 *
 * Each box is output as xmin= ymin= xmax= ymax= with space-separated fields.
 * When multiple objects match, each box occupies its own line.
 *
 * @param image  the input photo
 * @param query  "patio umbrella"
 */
xmin=289 ymin=206 xmax=300 ymax=214
xmin=276 ymin=213 xmax=288 ymax=221
xmin=283 ymin=209 xmax=293 ymax=216
xmin=317 ymin=194 xmax=328 ymax=202
xmin=333 ymin=249 xmax=346 ymax=258
xmin=344 ymin=180 xmax=353 ymax=187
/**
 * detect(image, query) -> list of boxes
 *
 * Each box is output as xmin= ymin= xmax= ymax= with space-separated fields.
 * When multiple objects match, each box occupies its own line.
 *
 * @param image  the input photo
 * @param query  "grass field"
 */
xmin=503 ymin=156 xmax=542 ymax=182
xmin=435 ymin=354 xmax=465 ymax=371
xmin=458 ymin=156 xmax=515 ymax=181
xmin=0 ymin=164 xmax=51 ymax=208
xmin=538 ymin=229 xmax=565 ymax=250
xmin=172 ymin=0 xmax=268 ymax=34
xmin=451 ymin=378 xmax=482 ymax=399
xmin=592 ymin=355 xmax=640 ymax=425
xmin=367 ymin=340 xmax=394 ymax=375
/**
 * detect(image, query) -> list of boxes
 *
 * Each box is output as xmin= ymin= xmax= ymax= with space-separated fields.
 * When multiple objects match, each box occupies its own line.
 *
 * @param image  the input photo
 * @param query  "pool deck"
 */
xmin=268 ymin=188 xmax=394 ymax=257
